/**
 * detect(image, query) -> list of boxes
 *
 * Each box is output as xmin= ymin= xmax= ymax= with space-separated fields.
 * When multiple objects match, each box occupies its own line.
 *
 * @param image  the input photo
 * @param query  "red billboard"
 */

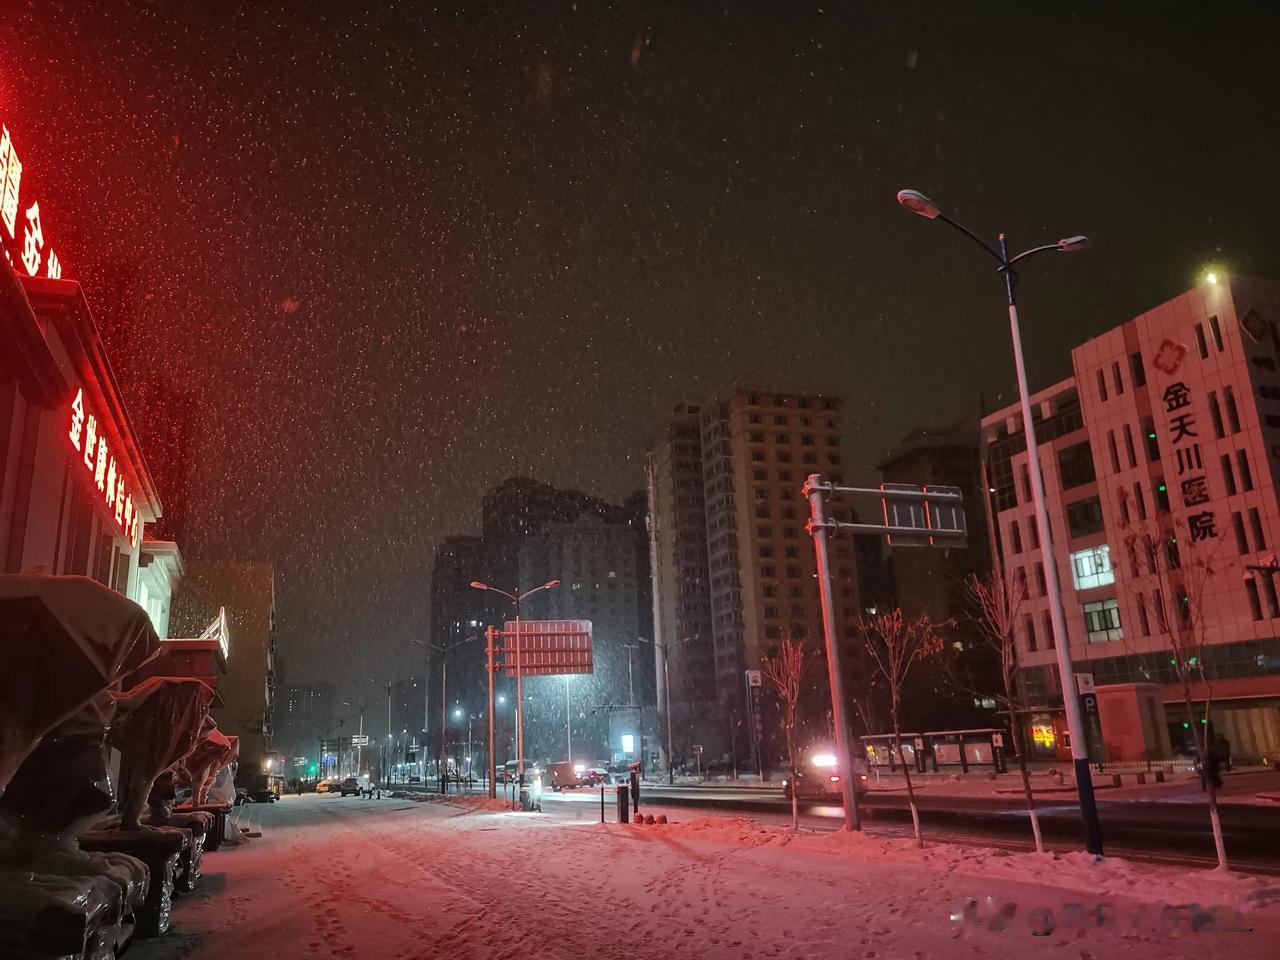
xmin=500 ymin=620 xmax=592 ymax=677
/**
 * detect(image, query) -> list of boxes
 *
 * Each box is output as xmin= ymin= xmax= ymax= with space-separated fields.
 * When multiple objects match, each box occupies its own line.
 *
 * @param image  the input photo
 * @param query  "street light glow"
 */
xmin=1205 ymin=270 xmax=1219 ymax=285
xmin=453 ymin=708 xmax=463 ymax=719
xmin=469 ymin=580 xmax=488 ymax=589
xmin=896 ymin=189 xmax=941 ymax=219
xmin=1056 ymin=235 xmax=1091 ymax=252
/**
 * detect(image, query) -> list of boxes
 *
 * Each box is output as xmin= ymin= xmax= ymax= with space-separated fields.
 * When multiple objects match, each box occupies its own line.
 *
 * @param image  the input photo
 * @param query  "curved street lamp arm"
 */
xmin=1006 ymin=242 xmax=1065 ymax=267
xmin=516 ymin=581 xmax=560 ymax=604
xmin=473 ymin=583 xmax=518 ymax=604
xmin=937 ymin=213 xmax=1002 ymax=263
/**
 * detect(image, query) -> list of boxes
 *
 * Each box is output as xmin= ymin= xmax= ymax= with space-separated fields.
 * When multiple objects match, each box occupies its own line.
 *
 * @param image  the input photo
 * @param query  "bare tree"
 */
xmin=962 ymin=572 xmax=1044 ymax=852
xmin=761 ymin=637 xmax=819 ymax=831
xmin=1122 ymin=518 xmax=1228 ymax=869
xmin=860 ymin=609 xmax=946 ymax=847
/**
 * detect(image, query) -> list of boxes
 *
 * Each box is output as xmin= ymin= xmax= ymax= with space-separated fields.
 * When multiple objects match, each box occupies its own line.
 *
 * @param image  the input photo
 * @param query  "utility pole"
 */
xmin=487 ymin=626 xmax=497 ymax=798
xmin=565 ymin=675 xmax=573 ymax=762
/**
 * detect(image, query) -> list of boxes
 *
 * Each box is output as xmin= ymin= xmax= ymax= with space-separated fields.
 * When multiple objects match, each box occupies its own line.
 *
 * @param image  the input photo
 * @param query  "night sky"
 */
xmin=4 ymin=2 xmax=1279 ymax=699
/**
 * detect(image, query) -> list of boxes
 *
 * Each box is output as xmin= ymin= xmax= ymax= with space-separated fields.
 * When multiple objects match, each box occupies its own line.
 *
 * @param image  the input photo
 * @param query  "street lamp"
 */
xmin=412 ymin=634 xmax=482 ymax=789
xmin=638 ymin=635 xmax=696 ymax=784
xmin=897 ymin=187 xmax=1104 ymax=856
xmin=470 ymin=579 xmax=560 ymax=809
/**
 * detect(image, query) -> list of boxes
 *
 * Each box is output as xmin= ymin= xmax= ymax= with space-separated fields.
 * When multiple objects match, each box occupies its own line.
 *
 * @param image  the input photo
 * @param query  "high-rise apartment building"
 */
xmin=520 ymin=513 xmax=648 ymax=761
xmin=649 ymin=386 xmax=858 ymax=766
xmin=646 ymin=402 xmax=716 ymax=764
xmin=427 ymin=479 xmax=652 ymax=763
xmin=982 ymin=276 xmax=1280 ymax=763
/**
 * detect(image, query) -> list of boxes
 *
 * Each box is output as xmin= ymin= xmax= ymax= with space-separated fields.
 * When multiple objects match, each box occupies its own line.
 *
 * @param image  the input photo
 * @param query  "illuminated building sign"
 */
xmin=0 ymin=122 xmax=65 ymax=280
xmin=68 ymin=387 xmax=141 ymax=546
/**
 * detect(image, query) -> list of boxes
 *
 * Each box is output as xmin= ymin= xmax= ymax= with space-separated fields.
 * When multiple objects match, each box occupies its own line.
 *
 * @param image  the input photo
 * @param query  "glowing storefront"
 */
xmin=0 ymin=119 xmax=170 ymax=619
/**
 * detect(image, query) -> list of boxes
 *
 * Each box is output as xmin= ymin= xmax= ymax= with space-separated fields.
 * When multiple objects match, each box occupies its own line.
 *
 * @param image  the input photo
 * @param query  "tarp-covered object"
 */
xmin=183 ymin=727 xmax=236 ymax=805
xmin=0 ymin=574 xmax=160 ymax=794
xmin=110 ymin=677 xmax=214 ymax=829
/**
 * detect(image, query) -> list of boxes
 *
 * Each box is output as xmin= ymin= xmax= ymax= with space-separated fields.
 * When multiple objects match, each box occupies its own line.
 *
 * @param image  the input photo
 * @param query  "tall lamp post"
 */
xmin=411 ymin=634 xmax=481 ymax=789
xmin=470 ymin=579 xmax=560 ymax=810
xmin=638 ymin=636 xmax=695 ymax=784
xmin=896 ymin=188 xmax=1103 ymax=856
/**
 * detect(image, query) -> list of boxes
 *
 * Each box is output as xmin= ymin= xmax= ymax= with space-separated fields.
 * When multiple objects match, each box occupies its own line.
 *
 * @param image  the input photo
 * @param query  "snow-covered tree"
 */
xmin=859 ymin=609 xmax=946 ymax=847
xmin=761 ymin=637 xmax=819 ymax=831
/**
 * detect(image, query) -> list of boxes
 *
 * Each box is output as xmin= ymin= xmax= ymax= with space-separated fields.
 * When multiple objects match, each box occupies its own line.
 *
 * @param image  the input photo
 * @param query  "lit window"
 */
xmin=1070 ymin=545 xmax=1115 ymax=590
xmin=1082 ymin=598 xmax=1123 ymax=643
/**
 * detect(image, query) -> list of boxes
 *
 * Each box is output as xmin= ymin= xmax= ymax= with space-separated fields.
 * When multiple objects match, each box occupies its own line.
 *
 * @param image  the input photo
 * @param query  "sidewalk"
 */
xmin=648 ymin=766 xmax=1280 ymax=804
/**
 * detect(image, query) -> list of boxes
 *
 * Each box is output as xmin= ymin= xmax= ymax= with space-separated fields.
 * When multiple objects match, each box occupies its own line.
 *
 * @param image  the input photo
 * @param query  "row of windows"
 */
xmin=1094 ymin=352 xmax=1148 ymax=403
xmin=747 ymin=432 xmax=830 ymax=446
xmin=747 ymin=412 xmax=838 ymax=430
xmin=1194 ymin=315 xmax=1226 ymax=359
xmin=744 ymin=394 xmax=836 ymax=411
xmin=1090 ymin=638 xmax=1280 ymax=686
xmin=749 ymin=449 xmax=838 ymax=467
xmin=758 ymin=545 xmax=804 ymax=559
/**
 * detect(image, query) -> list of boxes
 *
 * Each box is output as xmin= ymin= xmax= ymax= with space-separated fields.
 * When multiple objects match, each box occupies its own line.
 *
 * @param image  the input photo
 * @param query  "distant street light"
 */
xmin=638 ymin=635 xmax=697 ymax=784
xmin=411 ymin=634 xmax=481 ymax=788
xmin=897 ymin=187 xmax=1103 ymax=856
xmin=470 ymin=579 xmax=560 ymax=809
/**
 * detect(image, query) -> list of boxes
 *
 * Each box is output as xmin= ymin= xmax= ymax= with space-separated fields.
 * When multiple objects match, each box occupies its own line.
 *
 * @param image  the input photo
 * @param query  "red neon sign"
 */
xmin=0 ymin=123 xmax=64 ymax=280
xmin=69 ymin=387 xmax=141 ymax=547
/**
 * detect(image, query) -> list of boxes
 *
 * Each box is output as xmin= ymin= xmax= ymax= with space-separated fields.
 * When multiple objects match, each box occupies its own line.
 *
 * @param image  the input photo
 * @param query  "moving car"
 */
xmin=339 ymin=777 xmax=362 ymax=797
xmin=781 ymin=751 xmax=869 ymax=801
xmin=315 ymin=777 xmax=339 ymax=794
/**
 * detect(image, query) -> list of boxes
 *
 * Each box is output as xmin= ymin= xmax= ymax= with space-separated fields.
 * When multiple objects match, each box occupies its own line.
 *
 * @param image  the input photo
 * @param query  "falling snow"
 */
xmin=1 ymin=4 xmax=1278 ymax=702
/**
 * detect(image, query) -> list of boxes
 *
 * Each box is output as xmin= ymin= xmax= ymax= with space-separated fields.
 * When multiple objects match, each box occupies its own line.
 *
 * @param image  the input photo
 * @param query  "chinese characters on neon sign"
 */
xmin=0 ymin=124 xmax=64 ymax=280
xmin=1159 ymin=372 xmax=1217 ymax=543
xmin=69 ymin=388 xmax=141 ymax=547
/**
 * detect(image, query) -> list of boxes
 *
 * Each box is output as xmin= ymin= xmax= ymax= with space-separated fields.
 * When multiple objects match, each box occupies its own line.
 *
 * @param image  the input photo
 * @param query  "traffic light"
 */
xmin=308 ymin=763 xmax=318 ymax=775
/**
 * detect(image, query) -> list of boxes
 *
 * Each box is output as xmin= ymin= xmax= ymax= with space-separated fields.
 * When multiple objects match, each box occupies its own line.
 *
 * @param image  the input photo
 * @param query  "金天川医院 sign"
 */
xmin=0 ymin=122 xmax=64 ymax=280
xmin=68 ymin=387 xmax=141 ymax=547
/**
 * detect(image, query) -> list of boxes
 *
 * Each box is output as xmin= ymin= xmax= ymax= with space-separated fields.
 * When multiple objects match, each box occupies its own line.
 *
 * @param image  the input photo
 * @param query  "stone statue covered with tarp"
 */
xmin=0 ymin=574 xmax=161 ymax=959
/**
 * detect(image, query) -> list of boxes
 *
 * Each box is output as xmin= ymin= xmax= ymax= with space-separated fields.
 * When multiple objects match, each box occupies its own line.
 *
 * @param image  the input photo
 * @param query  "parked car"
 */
xmin=582 ymin=767 xmax=610 ymax=786
xmin=315 ymin=778 xmax=339 ymax=794
xmin=339 ymin=777 xmax=362 ymax=797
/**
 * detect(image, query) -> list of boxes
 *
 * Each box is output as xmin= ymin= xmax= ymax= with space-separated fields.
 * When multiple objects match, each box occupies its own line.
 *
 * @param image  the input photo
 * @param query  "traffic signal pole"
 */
xmin=804 ymin=474 xmax=967 ymax=832
xmin=804 ymin=476 xmax=861 ymax=831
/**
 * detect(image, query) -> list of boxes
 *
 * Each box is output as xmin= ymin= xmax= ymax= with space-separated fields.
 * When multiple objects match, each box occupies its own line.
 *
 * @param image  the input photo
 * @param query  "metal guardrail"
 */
xmin=1088 ymin=759 xmax=1197 ymax=774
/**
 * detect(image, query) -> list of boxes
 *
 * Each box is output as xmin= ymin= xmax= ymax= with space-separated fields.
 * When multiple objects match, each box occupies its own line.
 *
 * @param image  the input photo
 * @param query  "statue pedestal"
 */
xmin=175 ymin=802 xmax=231 ymax=852
xmin=78 ymin=828 xmax=186 ymax=938
xmin=144 ymin=811 xmax=212 ymax=891
xmin=0 ymin=869 xmax=123 ymax=959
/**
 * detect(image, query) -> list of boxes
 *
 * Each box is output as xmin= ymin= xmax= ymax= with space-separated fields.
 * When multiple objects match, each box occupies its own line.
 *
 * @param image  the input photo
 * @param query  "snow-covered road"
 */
xmin=129 ymin=793 xmax=1280 ymax=960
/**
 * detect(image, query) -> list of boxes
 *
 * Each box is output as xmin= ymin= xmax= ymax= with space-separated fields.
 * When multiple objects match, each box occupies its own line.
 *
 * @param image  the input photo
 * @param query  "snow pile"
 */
xmin=657 ymin=815 xmax=1280 ymax=914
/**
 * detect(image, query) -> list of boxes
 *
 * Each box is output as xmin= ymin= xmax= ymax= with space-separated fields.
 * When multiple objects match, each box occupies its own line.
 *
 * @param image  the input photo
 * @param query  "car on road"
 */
xmin=498 ymin=760 xmax=542 ymax=784
xmin=316 ymin=778 xmax=340 ymax=794
xmin=782 ymin=750 xmax=869 ymax=801
xmin=339 ymin=777 xmax=363 ymax=797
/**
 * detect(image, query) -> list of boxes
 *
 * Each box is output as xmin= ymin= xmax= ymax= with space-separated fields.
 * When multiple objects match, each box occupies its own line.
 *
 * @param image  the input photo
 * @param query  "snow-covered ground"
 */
xmin=129 ymin=793 xmax=1280 ymax=960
